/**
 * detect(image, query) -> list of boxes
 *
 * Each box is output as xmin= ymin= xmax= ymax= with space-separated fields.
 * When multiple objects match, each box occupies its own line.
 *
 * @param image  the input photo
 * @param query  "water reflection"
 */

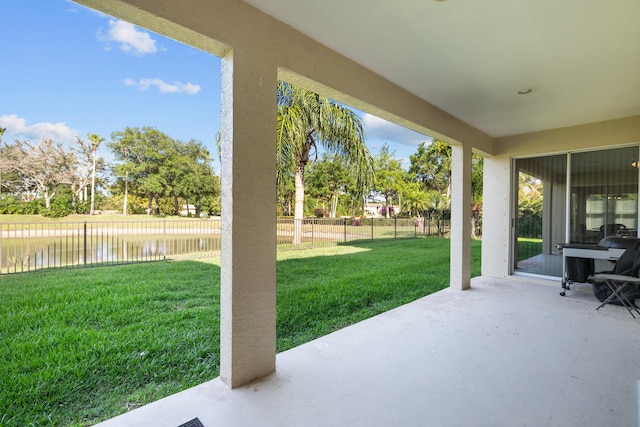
xmin=1 ymin=235 xmax=220 ymax=272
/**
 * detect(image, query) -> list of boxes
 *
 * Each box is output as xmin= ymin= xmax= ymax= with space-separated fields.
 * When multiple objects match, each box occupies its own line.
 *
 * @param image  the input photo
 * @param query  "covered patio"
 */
xmin=72 ymin=0 xmax=640 ymax=425
xmin=96 ymin=276 xmax=639 ymax=426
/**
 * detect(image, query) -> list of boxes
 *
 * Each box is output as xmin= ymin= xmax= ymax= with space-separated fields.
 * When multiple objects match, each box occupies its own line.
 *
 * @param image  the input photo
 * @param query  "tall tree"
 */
xmin=169 ymin=139 xmax=218 ymax=216
xmin=3 ymin=139 xmax=74 ymax=209
xmin=409 ymin=139 xmax=484 ymax=237
xmin=109 ymin=127 xmax=173 ymax=215
xmin=402 ymin=180 xmax=429 ymax=217
xmin=409 ymin=139 xmax=451 ymax=195
xmin=71 ymin=136 xmax=106 ymax=213
xmin=471 ymin=154 xmax=484 ymax=238
xmin=276 ymin=81 xmax=374 ymax=243
xmin=70 ymin=136 xmax=92 ymax=209
xmin=88 ymin=133 xmax=104 ymax=215
xmin=0 ymin=127 xmax=5 ymax=196
xmin=122 ymin=146 xmax=130 ymax=215
xmin=305 ymin=154 xmax=352 ymax=218
xmin=110 ymin=127 xmax=219 ymax=216
xmin=425 ymin=190 xmax=450 ymax=237
xmin=372 ymin=144 xmax=407 ymax=218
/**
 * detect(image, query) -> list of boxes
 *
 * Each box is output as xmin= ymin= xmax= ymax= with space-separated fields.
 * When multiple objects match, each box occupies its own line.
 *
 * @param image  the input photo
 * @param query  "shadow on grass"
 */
xmin=276 ymin=238 xmax=481 ymax=351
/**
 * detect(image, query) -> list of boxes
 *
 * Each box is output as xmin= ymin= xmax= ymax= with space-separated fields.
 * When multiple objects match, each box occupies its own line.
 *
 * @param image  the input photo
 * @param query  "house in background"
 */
xmin=363 ymin=202 xmax=399 ymax=218
xmin=179 ymin=204 xmax=206 ymax=217
xmin=78 ymin=0 xmax=640 ymax=397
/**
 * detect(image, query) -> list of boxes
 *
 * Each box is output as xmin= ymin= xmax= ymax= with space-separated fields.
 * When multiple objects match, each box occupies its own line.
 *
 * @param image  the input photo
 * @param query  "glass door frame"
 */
xmin=511 ymin=144 xmax=640 ymax=278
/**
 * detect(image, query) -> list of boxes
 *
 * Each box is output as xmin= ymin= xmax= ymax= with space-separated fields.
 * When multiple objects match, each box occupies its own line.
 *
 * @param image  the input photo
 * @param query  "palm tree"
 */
xmin=276 ymin=82 xmax=374 ymax=244
xmin=122 ymin=146 xmax=129 ymax=216
xmin=0 ymin=127 xmax=5 ymax=196
xmin=88 ymin=133 xmax=104 ymax=216
xmin=425 ymin=190 xmax=450 ymax=237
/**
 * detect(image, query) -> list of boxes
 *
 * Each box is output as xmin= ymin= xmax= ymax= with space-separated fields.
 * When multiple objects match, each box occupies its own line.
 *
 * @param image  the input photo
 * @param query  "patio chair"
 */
xmin=592 ymin=273 xmax=640 ymax=318
xmin=592 ymin=246 xmax=640 ymax=317
xmin=559 ymin=236 xmax=640 ymax=296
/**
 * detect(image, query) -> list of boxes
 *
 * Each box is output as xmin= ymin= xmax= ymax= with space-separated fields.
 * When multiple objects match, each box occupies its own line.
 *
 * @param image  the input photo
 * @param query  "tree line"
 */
xmin=0 ymin=126 xmax=220 ymax=217
xmin=0 ymin=82 xmax=486 ymax=229
xmin=296 ymin=140 xmax=483 ymax=228
xmin=273 ymin=82 xmax=483 ymax=240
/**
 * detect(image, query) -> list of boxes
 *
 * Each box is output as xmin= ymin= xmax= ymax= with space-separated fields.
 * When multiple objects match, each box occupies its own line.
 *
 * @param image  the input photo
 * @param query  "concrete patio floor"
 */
xmin=96 ymin=276 xmax=639 ymax=427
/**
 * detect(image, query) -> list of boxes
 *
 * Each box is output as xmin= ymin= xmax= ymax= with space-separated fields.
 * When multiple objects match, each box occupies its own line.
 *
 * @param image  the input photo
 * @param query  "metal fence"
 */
xmin=0 ymin=219 xmax=221 ymax=274
xmin=276 ymin=216 xmax=450 ymax=250
xmin=0 ymin=216 xmax=450 ymax=274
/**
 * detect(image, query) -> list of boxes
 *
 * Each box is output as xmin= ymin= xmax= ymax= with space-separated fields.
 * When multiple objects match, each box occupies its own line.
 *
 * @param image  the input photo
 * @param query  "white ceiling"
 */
xmin=245 ymin=0 xmax=640 ymax=138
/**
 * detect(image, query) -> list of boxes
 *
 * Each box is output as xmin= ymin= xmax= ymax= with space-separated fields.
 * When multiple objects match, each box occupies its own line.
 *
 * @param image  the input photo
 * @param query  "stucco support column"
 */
xmin=219 ymin=48 xmax=277 ymax=388
xmin=481 ymin=155 xmax=511 ymax=278
xmin=450 ymin=144 xmax=472 ymax=290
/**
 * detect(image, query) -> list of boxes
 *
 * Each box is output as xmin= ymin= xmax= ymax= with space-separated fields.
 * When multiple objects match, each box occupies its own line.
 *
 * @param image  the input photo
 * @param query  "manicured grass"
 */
xmin=277 ymin=239 xmax=481 ymax=350
xmin=0 ymin=238 xmax=481 ymax=426
xmin=0 ymin=261 xmax=219 ymax=427
xmin=517 ymin=237 xmax=543 ymax=261
xmin=0 ymin=214 xmax=179 ymax=224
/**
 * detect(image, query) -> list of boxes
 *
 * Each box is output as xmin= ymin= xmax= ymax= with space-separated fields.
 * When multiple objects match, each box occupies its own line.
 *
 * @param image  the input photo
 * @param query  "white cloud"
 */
xmin=98 ymin=19 xmax=157 ymax=56
xmin=0 ymin=114 xmax=78 ymax=142
xmin=124 ymin=78 xmax=202 ymax=94
xmin=362 ymin=113 xmax=430 ymax=148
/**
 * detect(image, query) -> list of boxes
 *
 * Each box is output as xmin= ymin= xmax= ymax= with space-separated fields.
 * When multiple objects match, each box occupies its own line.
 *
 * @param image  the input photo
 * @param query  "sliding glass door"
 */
xmin=515 ymin=154 xmax=567 ymax=276
xmin=514 ymin=146 xmax=639 ymax=278
xmin=570 ymin=147 xmax=638 ymax=243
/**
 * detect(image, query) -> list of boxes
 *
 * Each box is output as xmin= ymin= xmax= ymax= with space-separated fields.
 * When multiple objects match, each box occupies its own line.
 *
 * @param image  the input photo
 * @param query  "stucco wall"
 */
xmin=481 ymin=155 xmax=512 ymax=278
xmin=494 ymin=115 xmax=640 ymax=157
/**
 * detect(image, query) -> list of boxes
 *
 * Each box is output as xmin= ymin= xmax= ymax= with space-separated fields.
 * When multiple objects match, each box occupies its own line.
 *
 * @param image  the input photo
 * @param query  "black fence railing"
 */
xmin=0 ymin=219 xmax=221 ymax=274
xmin=276 ymin=217 xmax=450 ymax=250
xmin=0 ymin=216 xmax=450 ymax=274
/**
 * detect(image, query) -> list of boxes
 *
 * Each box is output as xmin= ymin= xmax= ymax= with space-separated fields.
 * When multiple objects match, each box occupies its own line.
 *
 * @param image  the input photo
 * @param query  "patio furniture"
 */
xmin=591 ymin=238 xmax=640 ymax=317
xmin=592 ymin=273 xmax=640 ymax=318
xmin=559 ymin=236 xmax=640 ymax=317
xmin=558 ymin=236 xmax=640 ymax=297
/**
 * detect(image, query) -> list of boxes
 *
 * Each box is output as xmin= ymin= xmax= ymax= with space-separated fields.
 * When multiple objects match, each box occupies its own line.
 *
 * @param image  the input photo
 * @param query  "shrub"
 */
xmin=42 ymin=194 xmax=74 ymax=218
xmin=75 ymin=200 xmax=90 ymax=214
xmin=0 ymin=197 xmax=44 ymax=215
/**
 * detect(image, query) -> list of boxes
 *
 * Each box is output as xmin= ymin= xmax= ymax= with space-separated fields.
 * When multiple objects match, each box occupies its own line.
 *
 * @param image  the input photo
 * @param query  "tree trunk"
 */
xmin=330 ymin=192 xmax=338 ymax=218
xmin=385 ymin=193 xmax=391 ymax=218
xmin=172 ymin=192 xmax=179 ymax=216
xmin=123 ymin=171 xmax=129 ymax=216
xmin=90 ymin=145 xmax=97 ymax=215
xmin=70 ymin=183 xmax=78 ymax=209
xmin=471 ymin=215 xmax=476 ymax=239
xmin=44 ymin=187 xmax=56 ymax=210
xmin=293 ymin=164 xmax=305 ymax=244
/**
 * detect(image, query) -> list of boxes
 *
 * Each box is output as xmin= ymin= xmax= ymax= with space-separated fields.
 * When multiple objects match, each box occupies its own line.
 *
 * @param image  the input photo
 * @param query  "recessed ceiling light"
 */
xmin=517 ymin=88 xmax=533 ymax=95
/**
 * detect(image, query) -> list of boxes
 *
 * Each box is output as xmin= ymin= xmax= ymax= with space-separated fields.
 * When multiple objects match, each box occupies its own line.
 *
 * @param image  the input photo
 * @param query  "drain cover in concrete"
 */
xmin=178 ymin=418 xmax=204 ymax=427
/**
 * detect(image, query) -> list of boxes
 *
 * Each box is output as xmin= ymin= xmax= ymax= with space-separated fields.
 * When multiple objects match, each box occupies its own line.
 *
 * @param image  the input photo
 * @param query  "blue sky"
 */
xmin=0 ymin=0 xmax=431 ymax=171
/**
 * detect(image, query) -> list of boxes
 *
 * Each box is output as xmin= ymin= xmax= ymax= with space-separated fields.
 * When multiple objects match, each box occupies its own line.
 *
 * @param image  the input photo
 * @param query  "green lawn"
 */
xmin=517 ymin=237 xmax=543 ymax=261
xmin=0 ymin=238 xmax=481 ymax=426
xmin=0 ymin=213 xmax=177 ymax=224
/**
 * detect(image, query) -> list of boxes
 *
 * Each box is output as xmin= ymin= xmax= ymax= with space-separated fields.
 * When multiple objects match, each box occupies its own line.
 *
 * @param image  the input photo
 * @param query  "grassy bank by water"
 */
xmin=1 ymin=238 xmax=480 ymax=426
xmin=0 ymin=213 xmax=186 ymax=224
